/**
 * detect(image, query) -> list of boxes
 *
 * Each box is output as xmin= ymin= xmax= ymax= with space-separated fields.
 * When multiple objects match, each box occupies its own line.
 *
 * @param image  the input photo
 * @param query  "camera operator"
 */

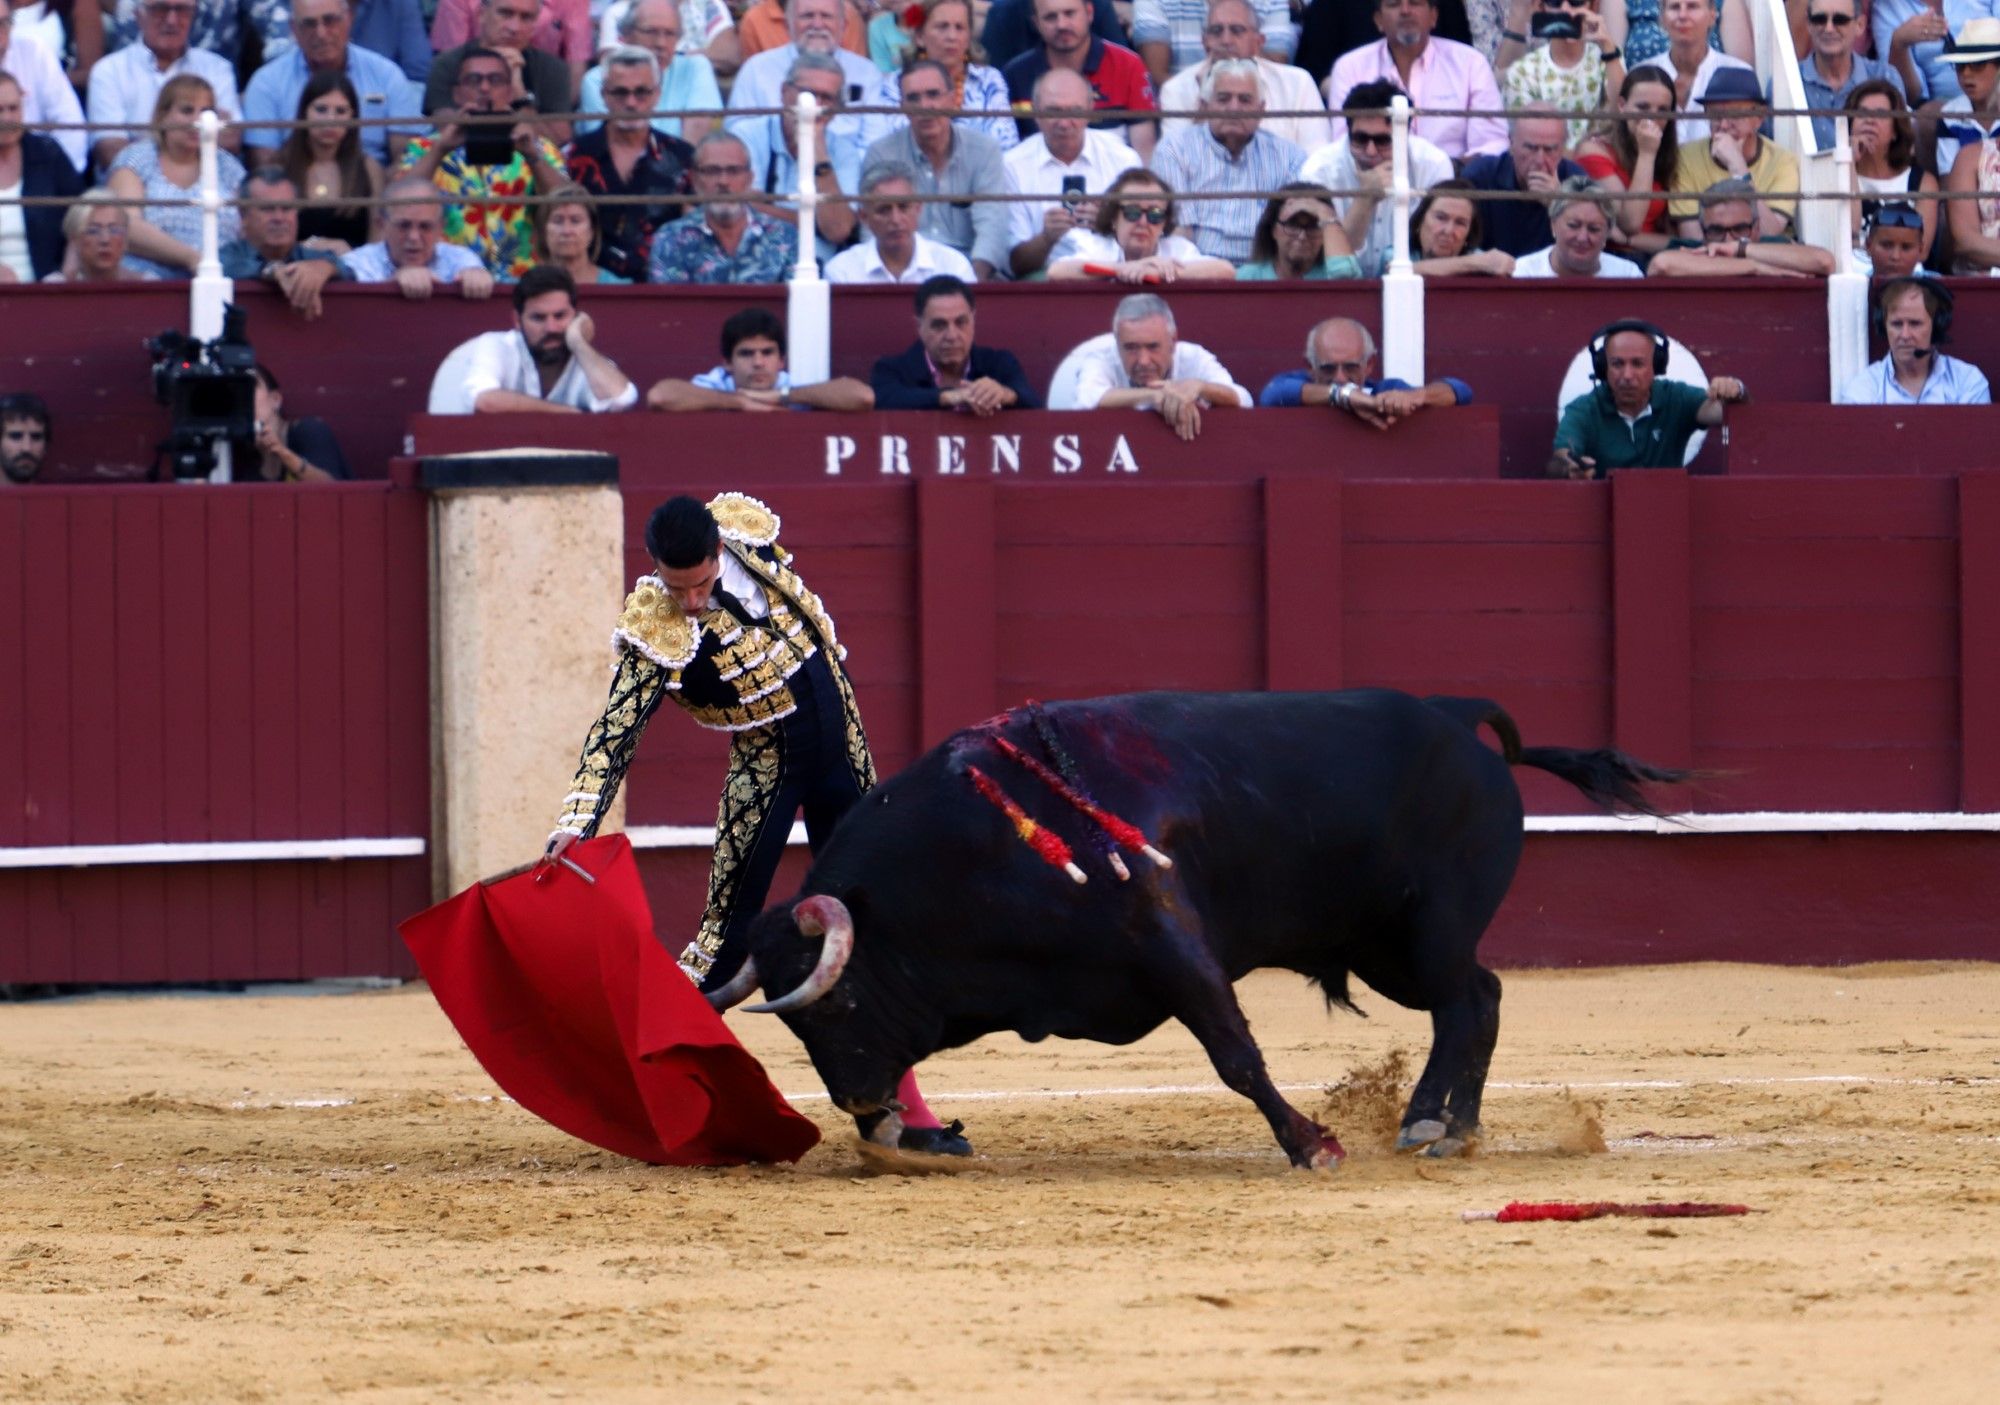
xmin=398 ymin=48 xmax=572 ymax=278
xmin=242 ymin=365 xmax=350 ymax=482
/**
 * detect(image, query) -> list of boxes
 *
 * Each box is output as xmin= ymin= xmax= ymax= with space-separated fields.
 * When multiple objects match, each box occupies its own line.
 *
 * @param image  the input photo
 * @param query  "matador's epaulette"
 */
xmin=708 ymin=492 xmax=781 ymax=549
xmin=612 ymin=576 xmax=701 ymax=672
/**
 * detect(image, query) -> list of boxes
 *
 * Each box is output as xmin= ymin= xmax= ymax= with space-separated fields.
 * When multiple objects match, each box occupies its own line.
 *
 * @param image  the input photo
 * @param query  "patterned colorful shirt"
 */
xmin=563 ymin=128 xmax=695 ymax=283
xmin=400 ymin=134 xmax=567 ymax=278
xmin=1501 ymin=45 xmax=1610 ymax=149
xmin=646 ymin=208 xmax=799 ymax=284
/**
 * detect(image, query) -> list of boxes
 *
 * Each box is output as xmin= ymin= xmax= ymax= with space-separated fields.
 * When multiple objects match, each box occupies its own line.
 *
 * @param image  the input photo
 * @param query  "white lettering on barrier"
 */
xmin=1106 ymin=435 xmax=1138 ymax=474
xmin=991 ymin=435 xmax=1021 ymax=474
xmin=880 ymin=435 xmax=911 ymax=475
xmin=824 ymin=435 xmax=856 ymax=476
xmin=1052 ymin=434 xmax=1082 ymax=475
xmin=938 ymin=436 xmax=967 ymax=475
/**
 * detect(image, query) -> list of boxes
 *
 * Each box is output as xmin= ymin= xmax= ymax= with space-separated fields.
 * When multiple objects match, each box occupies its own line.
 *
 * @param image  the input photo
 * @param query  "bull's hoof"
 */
xmin=1417 ymin=1126 xmax=1482 ymax=1159
xmin=898 ymin=1119 xmax=973 ymax=1157
xmin=1396 ymin=1118 xmax=1449 ymax=1151
xmin=1305 ymin=1132 xmax=1345 ymax=1171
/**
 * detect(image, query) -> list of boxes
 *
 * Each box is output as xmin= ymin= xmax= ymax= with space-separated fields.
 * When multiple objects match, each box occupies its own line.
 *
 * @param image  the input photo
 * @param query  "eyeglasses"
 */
xmin=1870 ymin=203 xmax=1923 ymax=230
xmin=1203 ymin=21 xmax=1256 ymax=35
xmin=1805 ymin=10 xmax=1855 ymax=25
xmin=1311 ymin=360 xmax=1367 ymax=377
xmin=1349 ymin=129 xmax=1392 ymax=148
xmin=1278 ymin=213 xmax=1324 ymax=231
xmin=629 ymin=24 xmax=680 ymax=42
xmin=1702 ymin=220 xmax=1757 ymax=240
xmin=81 ymin=223 xmax=125 ymax=239
xmin=695 ymin=163 xmax=750 ymax=178
xmin=459 ymin=71 xmax=513 ymax=88
xmin=1118 ymin=204 xmax=1168 ymax=223
xmin=602 ymin=86 xmax=660 ymax=101
xmin=1543 ymin=0 xmax=1592 ymax=9
xmin=294 ymin=14 xmax=346 ymax=30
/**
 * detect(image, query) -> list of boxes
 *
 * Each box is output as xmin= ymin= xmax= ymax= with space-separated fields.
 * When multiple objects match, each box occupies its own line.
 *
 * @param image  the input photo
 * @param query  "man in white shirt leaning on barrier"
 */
xmin=442 ymin=264 xmax=639 ymax=414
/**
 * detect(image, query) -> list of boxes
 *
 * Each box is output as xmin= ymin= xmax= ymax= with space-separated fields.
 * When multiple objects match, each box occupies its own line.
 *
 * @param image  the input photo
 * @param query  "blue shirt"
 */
xmin=734 ymin=113 xmax=864 ymax=267
xmin=350 ymin=0 xmax=433 ymax=83
xmin=241 ymin=44 xmax=422 ymax=162
xmin=1257 ymin=372 xmax=1475 ymax=408
xmin=1872 ymin=0 xmax=1999 ymax=102
xmin=574 ymin=54 xmax=723 ymax=141
xmin=1796 ymin=53 xmax=1905 ymax=149
xmin=1836 ymin=353 xmax=1992 ymax=405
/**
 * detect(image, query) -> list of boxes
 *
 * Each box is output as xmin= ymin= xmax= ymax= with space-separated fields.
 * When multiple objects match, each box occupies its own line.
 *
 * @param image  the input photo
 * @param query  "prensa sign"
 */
xmin=824 ymin=431 xmax=1143 ymax=477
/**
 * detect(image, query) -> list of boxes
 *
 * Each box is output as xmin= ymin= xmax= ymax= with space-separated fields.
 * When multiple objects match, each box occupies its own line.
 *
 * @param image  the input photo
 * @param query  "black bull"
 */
xmin=710 ymin=689 xmax=1686 ymax=1168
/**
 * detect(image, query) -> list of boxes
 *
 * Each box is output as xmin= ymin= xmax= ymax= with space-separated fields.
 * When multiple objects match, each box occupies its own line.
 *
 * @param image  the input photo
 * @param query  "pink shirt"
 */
xmin=431 ymin=0 xmax=595 ymax=66
xmin=1325 ymin=38 xmax=1507 ymax=161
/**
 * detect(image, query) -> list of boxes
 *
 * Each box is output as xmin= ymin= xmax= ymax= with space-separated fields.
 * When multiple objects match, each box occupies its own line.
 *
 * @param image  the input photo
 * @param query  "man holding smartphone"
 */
xmin=1002 ymin=67 xmax=1142 ymax=277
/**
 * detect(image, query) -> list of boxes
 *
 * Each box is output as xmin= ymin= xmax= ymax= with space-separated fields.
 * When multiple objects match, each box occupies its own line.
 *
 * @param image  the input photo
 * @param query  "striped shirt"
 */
xmin=1130 ymin=0 xmax=1297 ymax=70
xmin=1836 ymin=354 xmax=1992 ymax=406
xmin=1149 ymin=125 xmax=1303 ymax=263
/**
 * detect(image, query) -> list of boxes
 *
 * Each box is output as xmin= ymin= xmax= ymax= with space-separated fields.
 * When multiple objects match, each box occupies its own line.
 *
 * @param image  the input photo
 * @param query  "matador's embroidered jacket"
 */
xmin=549 ymin=493 xmax=871 ymax=848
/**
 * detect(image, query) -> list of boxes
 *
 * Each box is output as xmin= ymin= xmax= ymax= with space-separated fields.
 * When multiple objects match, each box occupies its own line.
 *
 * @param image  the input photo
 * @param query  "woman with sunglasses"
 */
xmin=1238 ymin=183 xmax=1362 ymax=280
xmin=1843 ymin=80 xmax=1934 ymax=259
xmin=1047 ymin=169 xmax=1236 ymax=282
xmin=1574 ymin=67 xmax=1678 ymax=255
xmin=1496 ymin=0 xmax=1626 ymax=147
xmin=1409 ymin=179 xmax=1516 ymax=276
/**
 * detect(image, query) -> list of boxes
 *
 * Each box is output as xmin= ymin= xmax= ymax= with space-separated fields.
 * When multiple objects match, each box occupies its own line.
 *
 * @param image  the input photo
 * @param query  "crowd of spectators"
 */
xmin=3 ymin=0 xmax=1999 ymax=482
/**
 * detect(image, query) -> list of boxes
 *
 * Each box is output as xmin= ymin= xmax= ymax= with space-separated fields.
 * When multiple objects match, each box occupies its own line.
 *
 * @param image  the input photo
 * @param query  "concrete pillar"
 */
xmin=424 ymin=451 xmax=625 ymax=898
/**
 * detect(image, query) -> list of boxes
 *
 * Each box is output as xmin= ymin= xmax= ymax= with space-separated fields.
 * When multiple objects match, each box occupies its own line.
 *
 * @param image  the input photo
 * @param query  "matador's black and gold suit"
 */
xmin=549 ymin=494 xmax=876 ymax=985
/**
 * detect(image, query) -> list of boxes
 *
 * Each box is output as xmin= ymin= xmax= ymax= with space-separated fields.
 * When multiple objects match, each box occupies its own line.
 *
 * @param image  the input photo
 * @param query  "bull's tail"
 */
xmin=1424 ymin=694 xmax=1691 ymax=819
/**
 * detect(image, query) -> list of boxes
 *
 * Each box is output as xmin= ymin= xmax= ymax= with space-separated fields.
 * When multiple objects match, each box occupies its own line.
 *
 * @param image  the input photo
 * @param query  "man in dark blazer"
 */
xmin=0 ymin=72 xmax=83 ymax=283
xmin=870 ymin=275 xmax=1043 ymax=415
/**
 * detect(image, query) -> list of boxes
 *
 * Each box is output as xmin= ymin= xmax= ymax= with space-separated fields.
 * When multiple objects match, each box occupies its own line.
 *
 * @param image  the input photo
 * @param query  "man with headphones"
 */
xmin=1836 ymin=278 xmax=1991 ymax=405
xmin=1547 ymin=319 xmax=1750 ymax=478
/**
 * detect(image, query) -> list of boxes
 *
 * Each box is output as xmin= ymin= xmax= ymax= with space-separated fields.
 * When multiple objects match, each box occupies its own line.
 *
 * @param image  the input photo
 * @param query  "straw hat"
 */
xmin=1941 ymin=17 xmax=2000 ymax=64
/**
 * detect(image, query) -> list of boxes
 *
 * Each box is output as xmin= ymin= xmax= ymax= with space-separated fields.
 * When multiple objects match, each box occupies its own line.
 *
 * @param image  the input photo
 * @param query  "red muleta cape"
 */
xmin=398 ymin=834 xmax=821 ymax=1165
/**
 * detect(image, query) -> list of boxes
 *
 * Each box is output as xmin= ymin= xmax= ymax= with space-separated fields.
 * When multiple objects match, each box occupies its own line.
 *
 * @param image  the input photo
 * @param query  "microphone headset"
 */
xmin=1871 ymin=277 xmax=1954 ymax=359
xmin=1588 ymin=319 xmax=1670 ymax=381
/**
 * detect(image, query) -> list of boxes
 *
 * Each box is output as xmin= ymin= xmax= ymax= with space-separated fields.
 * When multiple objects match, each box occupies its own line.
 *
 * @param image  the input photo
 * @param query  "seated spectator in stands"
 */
xmin=401 ymin=51 xmax=571 ymax=277
xmin=0 ymin=72 xmax=81 ymax=284
xmin=1497 ymin=0 xmax=1624 ymax=148
xmin=222 ymin=169 xmax=349 ymax=316
xmin=42 ymin=191 xmax=156 ymax=281
xmin=1942 ymin=28 xmax=2000 ymax=273
xmin=739 ymin=52 xmax=860 ymax=266
xmin=1048 ymin=168 xmax=1237 ymax=280
xmin=1548 ymin=318 xmax=1749 ymax=476
xmin=981 ymin=0 xmax=1125 ymax=72
xmin=1648 ymin=180 xmax=1838 ymax=276
xmin=1238 ymin=183 xmax=1362 ymax=279
xmin=1667 ymin=69 xmax=1798 ymax=238
xmin=341 ymin=175 xmax=498 ymax=296
xmin=1 ymin=392 xmax=48 ymax=484
xmin=578 ymin=1 xmax=720 ymax=144
xmin=1004 ymin=68 xmax=1143 ymax=277
xmin=244 ymin=0 xmax=423 ymax=166
xmin=1067 ymin=291 xmax=1250 ymax=441
xmin=86 ymin=0 xmax=243 ymax=172
xmin=1574 ymin=67 xmax=1679 ymax=260
xmin=1135 ymin=0 xmax=1296 ymax=84
xmin=105 ymin=0 xmax=288 ymax=81
xmin=351 ymin=0 xmax=434 ymax=83
xmin=736 ymin=0 xmax=868 ymax=60
xmin=859 ymin=0 xmax=1017 ymax=152
xmin=1931 ymin=17 xmax=2000 ymax=181
xmin=1837 ymin=278 xmax=1990 ymax=404
xmin=108 ymin=76 xmax=245 ymax=278
xmin=1461 ymin=109 xmax=1584 ymax=257
xmin=863 ymin=60 xmax=1012 ymax=278
xmin=441 ymin=264 xmax=637 ymax=413
xmin=1410 ymin=179 xmax=1516 ymax=275
xmin=279 ymin=73 xmax=386 ymax=255
xmin=1300 ymin=80 xmax=1451 ymax=276
xmin=529 ymin=182 xmax=628 ymax=282
xmin=646 ymin=305 xmax=876 ymax=410
xmin=1150 ymin=58 xmax=1305 ymax=262
xmin=1629 ymin=0 xmax=1752 ymax=143
xmin=1157 ymin=0 xmax=1329 ymax=151
xmin=432 ymin=0 xmax=592 ymax=85
xmin=1845 ymin=82 xmax=1934 ymax=263
xmin=1002 ymin=0 xmax=1160 ymax=160
xmin=825 ymin=162 xmax=977 ymax=282
xmin=648 ymin=131 xmax=800 ymax=282
xmin=727 ymin=0 xmax=880 ymax=136
xmin=1859 ymin=201 xmax=1930 ymax=277
xmin=1258 ymin=316 xmax=1473 ymax=429
xmin=1797 ymin=0 xmax=1905 ymax=150
xmin=872 ymin=274 xmax=1041 ymax=413
xmin=0 ymin=3 xmax=85 ymax=171
xmin=1326 ymin=0 xmax=1506 ymax=161
xmin=563 ymin=44 xmax=695 ymax=282
xmin=597 ymin=0 xmax=739 ymax=82
xmin=246 ymin=364 xmax=351 ymax=481
xmin=424 ymin=0 xmax=572 ymax=139
xmin=1515 ymin=179 xmax=1644 ymax=276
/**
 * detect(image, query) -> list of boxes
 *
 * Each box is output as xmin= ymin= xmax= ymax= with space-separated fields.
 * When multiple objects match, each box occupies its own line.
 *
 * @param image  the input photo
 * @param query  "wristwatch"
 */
xmin=1600 ymin=45 xmax=1622 ymax=61
xmin=814 ymin=161 xmax=834 ymax=177
xmin=1336 ymin=382 xmax=1357 ymax=409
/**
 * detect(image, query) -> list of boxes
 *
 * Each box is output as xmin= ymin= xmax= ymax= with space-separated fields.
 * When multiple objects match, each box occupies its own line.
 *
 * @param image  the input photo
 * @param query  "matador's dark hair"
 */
xmin=646 ymin=495 xmax=722 ymax=568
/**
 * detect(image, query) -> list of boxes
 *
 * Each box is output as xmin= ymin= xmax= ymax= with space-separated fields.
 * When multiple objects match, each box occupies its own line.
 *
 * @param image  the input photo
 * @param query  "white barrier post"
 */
xmin=1379 ymin=93 xmax=1425 ymax=387
xmin=1826 ymin=113 xmax=1869 ymax=395
xmin=190 ymin=108 xmax=235 ymax=482
xmin=785 ymin=90 xmax=831 ymax=386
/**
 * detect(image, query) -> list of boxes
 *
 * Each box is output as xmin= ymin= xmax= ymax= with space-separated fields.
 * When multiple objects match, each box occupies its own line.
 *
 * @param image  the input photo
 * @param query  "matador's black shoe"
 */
xmin=898 ymin=1120 xmax=974 ymax=1157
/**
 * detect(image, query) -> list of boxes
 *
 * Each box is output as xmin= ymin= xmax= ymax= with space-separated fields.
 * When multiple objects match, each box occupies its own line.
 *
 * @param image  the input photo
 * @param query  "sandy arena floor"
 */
xmin=2 ymin=962 xmax=1997 ymax=1403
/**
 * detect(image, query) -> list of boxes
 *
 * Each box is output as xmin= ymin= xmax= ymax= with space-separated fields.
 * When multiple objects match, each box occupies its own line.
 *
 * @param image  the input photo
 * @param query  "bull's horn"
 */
xmin=746 ymin=895 xmax=854 ymax=1014
xmin=704 ymin=958 xmax=762 ymax=1012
